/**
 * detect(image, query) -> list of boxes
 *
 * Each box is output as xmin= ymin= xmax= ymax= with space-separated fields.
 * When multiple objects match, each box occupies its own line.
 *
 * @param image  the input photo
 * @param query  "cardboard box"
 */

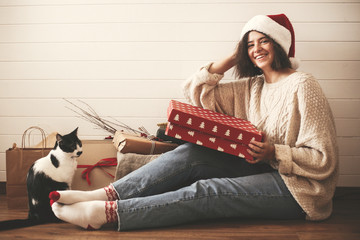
xmin=32 ymin=134 xmax=117 ymax=190
xmin=112 ymin=132 xmax=178 ymax=155
xmin=72 ymin=140 xmax=117 ymax=191
xmin=166 ymin=100 xmax=262 ymax=160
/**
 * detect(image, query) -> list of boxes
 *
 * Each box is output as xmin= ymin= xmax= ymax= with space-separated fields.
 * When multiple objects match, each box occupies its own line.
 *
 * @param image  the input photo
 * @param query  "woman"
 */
xmin=50 ymin=14 xmax=339 ymax=231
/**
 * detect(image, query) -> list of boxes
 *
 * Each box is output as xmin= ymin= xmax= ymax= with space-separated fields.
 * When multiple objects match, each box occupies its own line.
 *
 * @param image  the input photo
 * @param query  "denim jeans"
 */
xmin=112 ymin=143 xmax=304 ymax=231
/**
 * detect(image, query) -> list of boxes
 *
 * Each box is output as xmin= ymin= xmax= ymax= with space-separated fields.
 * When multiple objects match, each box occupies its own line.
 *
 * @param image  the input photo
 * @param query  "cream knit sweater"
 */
xmin=183 ymin=66 xmax=339 ymax=221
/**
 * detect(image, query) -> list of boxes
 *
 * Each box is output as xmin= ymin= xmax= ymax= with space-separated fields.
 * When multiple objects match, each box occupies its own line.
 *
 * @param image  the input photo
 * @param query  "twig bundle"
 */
xmin=64 ymin=99 xmax=148 ymax=136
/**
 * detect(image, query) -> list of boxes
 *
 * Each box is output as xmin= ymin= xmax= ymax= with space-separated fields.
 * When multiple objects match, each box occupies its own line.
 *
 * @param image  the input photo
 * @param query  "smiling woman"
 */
xmin=46 ymin=13 xmax=339 ymax=232
xmin=246 ymin=31 xmax=295 ymax=83
xmin=248 ymin=32 xmax=275 ymax=69
xmin=248 ymin=32 xmax=293 ymax=76
xmin=185 ymin=13 xmax=338 ymax=223
xmin=233 ymin=14 xmax=296 ymax=83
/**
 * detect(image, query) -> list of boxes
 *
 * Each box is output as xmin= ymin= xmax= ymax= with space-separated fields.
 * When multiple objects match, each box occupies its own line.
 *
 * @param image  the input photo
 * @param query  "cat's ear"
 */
xmin=56 ymin=133 xmax=63 ymax=142
xmin=71 ymin=127 xmax=79 ymax=136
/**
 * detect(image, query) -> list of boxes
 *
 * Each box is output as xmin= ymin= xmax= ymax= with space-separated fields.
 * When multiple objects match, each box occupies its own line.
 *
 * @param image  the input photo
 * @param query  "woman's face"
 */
xmin=247 ymin=31 xmax=275 ymax=71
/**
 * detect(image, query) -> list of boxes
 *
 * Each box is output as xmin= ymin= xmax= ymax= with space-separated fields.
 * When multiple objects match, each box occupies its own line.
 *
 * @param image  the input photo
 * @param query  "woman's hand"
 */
xmin=246 ymin=132 xmax=275 ymax=164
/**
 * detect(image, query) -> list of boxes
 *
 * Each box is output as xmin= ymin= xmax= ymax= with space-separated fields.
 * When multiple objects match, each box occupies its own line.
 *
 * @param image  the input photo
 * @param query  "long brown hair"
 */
xmin=234 ymin=31 xmax=291 ymax=79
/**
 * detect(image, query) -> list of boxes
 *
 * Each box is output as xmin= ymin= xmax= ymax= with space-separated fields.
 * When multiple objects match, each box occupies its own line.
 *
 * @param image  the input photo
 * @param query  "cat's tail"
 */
xmin=0 ymin=218 xmax=45 ymax=231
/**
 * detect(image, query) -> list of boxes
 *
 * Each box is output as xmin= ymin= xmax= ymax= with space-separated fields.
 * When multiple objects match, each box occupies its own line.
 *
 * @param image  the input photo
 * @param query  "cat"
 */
xmin=0 ymin=128 xmax=82 ymax=230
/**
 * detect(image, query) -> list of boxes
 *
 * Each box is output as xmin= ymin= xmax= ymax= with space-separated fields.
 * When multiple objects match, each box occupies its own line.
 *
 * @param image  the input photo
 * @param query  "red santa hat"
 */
xmin=240 ymin=14 xmax=300 ymax=69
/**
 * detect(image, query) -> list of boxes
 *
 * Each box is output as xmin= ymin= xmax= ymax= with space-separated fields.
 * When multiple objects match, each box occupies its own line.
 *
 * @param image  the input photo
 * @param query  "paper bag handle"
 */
xmin=21 ymin=126 xmax=47 ymax=149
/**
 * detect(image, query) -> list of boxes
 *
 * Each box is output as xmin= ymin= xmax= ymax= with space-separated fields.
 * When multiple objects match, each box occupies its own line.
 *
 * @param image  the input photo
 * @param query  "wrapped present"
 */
xmin=77 ymin=157 xmax=117 ymax=186
xmin=166 ymin=123 xmax=253 ymax=159
xmin=112 ymin=131 xmax=178 ymax=155
xmin=165 ymin=100 xmax=262 ymax=160
xmin=72 ymin=140 xmax=117 ymax=191
xmin=167 ymin=100 xmax=262 ymax=145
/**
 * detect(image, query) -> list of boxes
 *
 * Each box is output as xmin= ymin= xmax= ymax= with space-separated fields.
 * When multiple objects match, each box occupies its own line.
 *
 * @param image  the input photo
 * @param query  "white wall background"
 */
xmin=0 ymin=0 xmax=359 ymax=186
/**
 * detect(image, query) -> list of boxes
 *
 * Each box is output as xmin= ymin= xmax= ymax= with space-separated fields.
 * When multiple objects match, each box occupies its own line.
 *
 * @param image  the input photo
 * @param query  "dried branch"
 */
xmin=64 ymin=98 xmax=147 ymax=136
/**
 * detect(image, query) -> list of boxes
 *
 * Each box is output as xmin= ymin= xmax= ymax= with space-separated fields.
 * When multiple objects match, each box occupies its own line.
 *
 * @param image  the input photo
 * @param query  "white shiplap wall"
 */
xmin=0 ymin=0 xmax=359 ymax=186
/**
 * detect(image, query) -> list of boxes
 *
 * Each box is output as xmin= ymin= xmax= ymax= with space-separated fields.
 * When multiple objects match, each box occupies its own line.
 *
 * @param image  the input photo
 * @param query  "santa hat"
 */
xmin=240 ymin=14 xmax=300 ymax=69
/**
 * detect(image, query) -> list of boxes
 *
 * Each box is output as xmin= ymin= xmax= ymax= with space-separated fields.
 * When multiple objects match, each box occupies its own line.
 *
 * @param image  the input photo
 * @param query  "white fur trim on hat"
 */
xmin=289 ymin=57 xmax=300 ymax=70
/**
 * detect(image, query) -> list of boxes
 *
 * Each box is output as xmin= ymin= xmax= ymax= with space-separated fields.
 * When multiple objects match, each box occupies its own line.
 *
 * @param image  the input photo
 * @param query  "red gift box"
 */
xmin=165 ymin=100 xmax=262 ymax=160
xmin=166 ymin=123 xmax=253 ymax=159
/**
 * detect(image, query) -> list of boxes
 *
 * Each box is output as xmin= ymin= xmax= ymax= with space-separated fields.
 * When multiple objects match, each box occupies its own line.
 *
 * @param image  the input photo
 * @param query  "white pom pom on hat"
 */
xmin=240 ymin=14 xmax=300 ymax=70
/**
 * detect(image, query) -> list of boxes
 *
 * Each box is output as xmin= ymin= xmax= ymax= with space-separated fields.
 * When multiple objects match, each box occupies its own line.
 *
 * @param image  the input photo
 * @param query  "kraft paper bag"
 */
xmin=6 ymin=127 xmax=52 ymax=209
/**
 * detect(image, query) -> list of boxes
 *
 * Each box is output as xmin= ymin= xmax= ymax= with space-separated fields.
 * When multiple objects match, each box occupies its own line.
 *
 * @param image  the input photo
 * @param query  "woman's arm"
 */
xmin=270 ymin=76 xmax=338 ymax=180
xmin=182 ymin=51 xmax=246 ymax=116
xmin=208 ymin=52 xmax=237 ymax=75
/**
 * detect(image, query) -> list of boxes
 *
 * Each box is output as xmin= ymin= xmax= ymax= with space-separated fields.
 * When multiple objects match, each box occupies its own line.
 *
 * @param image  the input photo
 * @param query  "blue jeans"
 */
xmin=112 ymin=143 xmax=304 ymax=231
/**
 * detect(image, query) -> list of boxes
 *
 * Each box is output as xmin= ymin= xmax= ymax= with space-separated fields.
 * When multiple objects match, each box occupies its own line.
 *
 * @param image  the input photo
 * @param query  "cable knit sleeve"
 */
xmin=182 ymin=64 xmax=248 ymax=117
xmin=273 ymin=76 xmax=338 ymax=179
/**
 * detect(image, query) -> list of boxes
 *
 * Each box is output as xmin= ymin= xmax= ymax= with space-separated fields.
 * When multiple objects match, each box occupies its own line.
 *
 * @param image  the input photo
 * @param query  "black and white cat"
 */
xmin=0 ymin=128 xmax=82 ymax=230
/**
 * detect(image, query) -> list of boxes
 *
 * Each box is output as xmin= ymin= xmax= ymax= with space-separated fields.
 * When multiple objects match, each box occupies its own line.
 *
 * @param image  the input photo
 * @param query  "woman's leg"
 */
xmin=116 ymin=171 xmax=304 ymax=231
xmin=52 ymin=171 xmax=303 ymax=230
xmin=113 ymin=143 xmax=274 ymax=199
xmin=51 ymin=143 xmax=280 ymax=230
xmin=52 ymin=143 xmax=273 ymax=204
